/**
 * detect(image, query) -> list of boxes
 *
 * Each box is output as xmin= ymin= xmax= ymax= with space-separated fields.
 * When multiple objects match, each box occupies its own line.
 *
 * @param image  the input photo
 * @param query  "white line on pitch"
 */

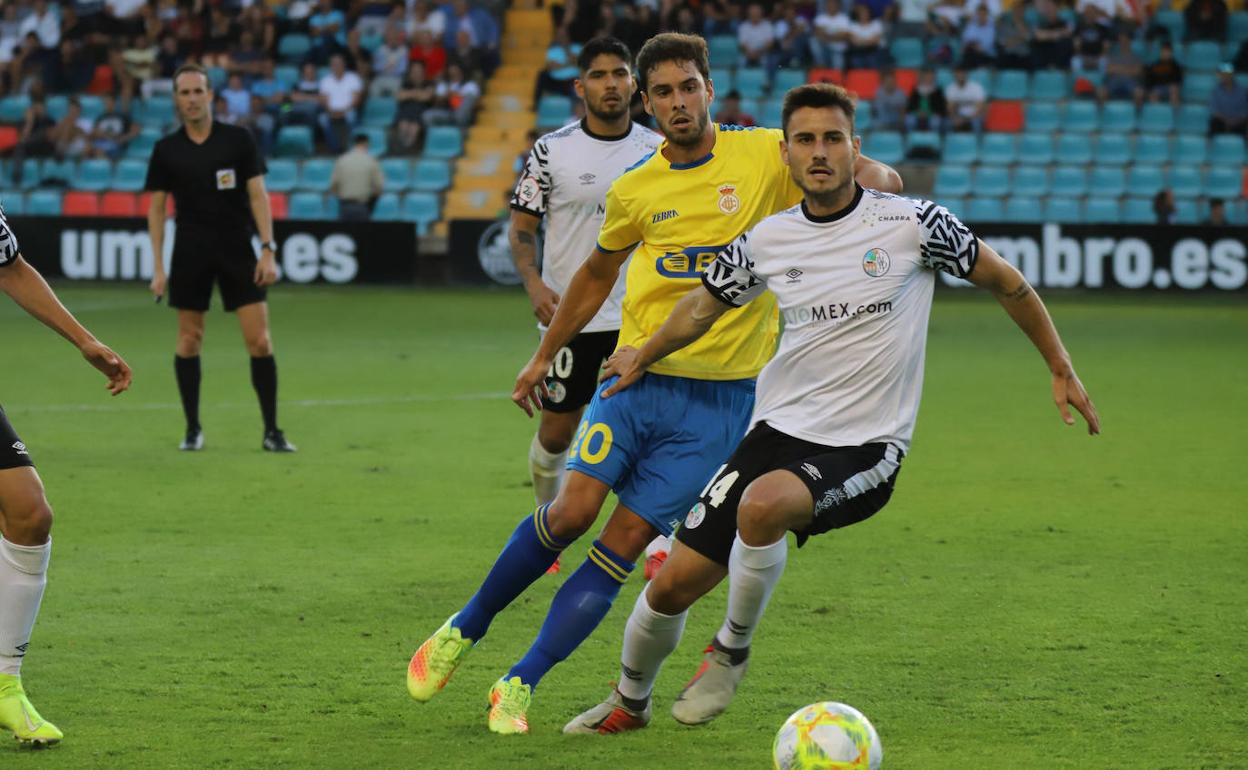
xmin=7 ymin=392 xmax=511 ymax=414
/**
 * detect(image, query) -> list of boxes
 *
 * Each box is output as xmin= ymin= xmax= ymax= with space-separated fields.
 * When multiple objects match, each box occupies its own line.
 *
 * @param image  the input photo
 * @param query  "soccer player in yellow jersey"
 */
xmin=406 ymin=32 xmax=901 ymax=734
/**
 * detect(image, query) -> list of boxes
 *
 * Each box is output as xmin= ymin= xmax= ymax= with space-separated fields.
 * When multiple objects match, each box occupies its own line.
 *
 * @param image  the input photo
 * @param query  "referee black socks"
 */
xmin=173 ymin=355 xmax=201 ymax=432
xmin=250 ymin=355 xmax=279 ymax=434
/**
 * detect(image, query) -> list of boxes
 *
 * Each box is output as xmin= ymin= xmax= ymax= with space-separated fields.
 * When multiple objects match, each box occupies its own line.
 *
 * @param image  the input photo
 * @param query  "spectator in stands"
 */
xmin=331 ymin=132 xmax=384 ymax=221
xmin=103 ymin=0 xmax=148 ymax=38
xmin=1185 ymin=0 xmax=1228 ymax=42
xmin=667 ymin=5 xmax=702 ymax=37
xmin=408 ymin=0 xmax=447 ymax=40
xmin=1206 ymin=198 xmax=1228 ymax=226
xmin=960 ymin=3 xmax=997 ymax=69
xmin=393 ymin=59 xmax=435 ymax=154
xmin=145 ymin=33 xmax=182 ymax=98
xmin=1071 ymin=3 xmax=1110 ymax=75
xmin=284 ymin=60 xmax=322 ymax=128
xmin=423 ymin=60 xmax=479 ymax=128
xmin=713 ymin=89 xmax=757 ymax=126
xmin=374 ymin=26 xmax=410 ymax=82
xmin=120 ymin=33 xmax=158 ymax=102
xmin=811 ymin=0 xmax=850 ymax=70
xmin=342 ymin=28 xmax=376 ymax=80
xmin=895 ymin=0 xmax=935 ymax=38
xmin=0 ymin=6 xmax=25 ymax=74
xmin=847 ymin=3 xmax=885 ymax=69
xmin=251 ymin=59 xmax=287 ymax=108
xmin=355 ymin=0 xmax=395 ymax=38
xmin=611 ymin=3 xmax=658 ymax=58
xmin=310 ymin=0 xmax=348 ymax=64
xmin=50 ymin=97 xmax=92 ymax=160
xmin=944 ymin=65 xmax=986 ymax=132
xmin=927 ymin=0 xmax=967 ymax=39
xmin=285 ymin=0 xmax=315 ymax=33
xmin=244 ymin=94 xmax=276 ymax=155
xmin=318 ymin=52 xmax=364 ymax=153
xmin=202 ymin=5 xmax=239 ymax=68
xmin=906 ymin=67 xmax=947 ymax=131
xmin=1153 ymin=188 xmax=1175 ymax=224
xmin=738 ymin=2 xmax=777 ymax=68
xmin=11 ymin=98 xmax=55 ymax=184
xmin=1142 ymin=41 xmax=1183 ymax=108
xmin=703 ymin=0 xmax=743 ymax=37
xmin=1237 ymin=39 xmax=1248 ymax=74
xmin=874 ymin=68 xmax=909 ymax=131
xmin=409 ymin=28 xmax=447 ymax=80
xmin=1209 ymin=63 xmax=1248 ymax=135
xmin=450 ymin=27 xmax=485 ymax=78
xmin=228 ymin=30 xmax=269 ymax=79
xmin=7 ymin=32 xmax=46 ymax=95
xmin=221 ymin=72 xmax=252 ymax=120
xmin=556 ymin=0 xmax=605 ymax=44
xmin=442 ymin=0 xmax=499 ymax=77
xmin=774 ymin=3 xmax=812 ymax=68
xmin=1032 ymin=0 xmax=1074 ymax=70
xmin=995 ymin=2 xmax=1032 ymax=71
xmin=514 ymin=127 xmax=538 ymax=174
xmin=88 ymin=93 xmax=138 ymax=159
xmin=239 ymin=5 xmax=277 ymax=57
xmin=1100 ymin=31 xmax=1142 ymax=103
xmin=19 ymin=0 xmax=60 ymax=51
xmin=534 ymin=28 xmax=578 ymax=105
xmin=46 ymin=38 xmax=94 ymax=94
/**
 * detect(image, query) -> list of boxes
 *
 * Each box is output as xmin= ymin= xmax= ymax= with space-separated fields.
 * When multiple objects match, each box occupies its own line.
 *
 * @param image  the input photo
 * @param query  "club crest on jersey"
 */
xmin=517 ymin=176 xmax=540 ymax=203
xmin=717 ymin=184 xmax=740 ymax=215
xmin=863 ymin=248 xmax=891 ymax=277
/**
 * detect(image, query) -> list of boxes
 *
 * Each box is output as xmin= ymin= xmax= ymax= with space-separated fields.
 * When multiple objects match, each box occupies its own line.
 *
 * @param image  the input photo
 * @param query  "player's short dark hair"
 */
xmin=781 ymin=83 xmax=856 ymax=138
xmin=577 ymin=36 xmax=632 ymax=73
xmin=173 ymin=63 xmax=211 ymax=89
xmin=635 ymin=32 xmax=710 ymax=93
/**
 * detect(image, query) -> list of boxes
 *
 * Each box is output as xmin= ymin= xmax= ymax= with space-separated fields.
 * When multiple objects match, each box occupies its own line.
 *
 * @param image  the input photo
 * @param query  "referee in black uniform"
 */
xmin=145 ymin=64 xmax=295 ymax=452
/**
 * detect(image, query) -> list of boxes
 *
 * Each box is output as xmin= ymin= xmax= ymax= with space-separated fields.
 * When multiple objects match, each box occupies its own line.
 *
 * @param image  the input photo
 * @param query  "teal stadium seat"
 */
xmin=1055 ymin=133 xmax=1092 ymax=164
xmin=206 ymin=66 xmax=227 ymax=90
xmin=1093 ymin=134 xmax=1130 ymax=166
xmin=45 ymin=95 xmax=68 ymax=121
xmin=323 ymin=196 xmax=339 ymax=219
xmin=0 ymin=193 xmax=23 ymax=215
xmin=1230 ymin=13 xmax=1248 ymax=44
xmin=1085 ymin=197 xmax=1122 ymax=222
xmin=78 ymin=95 xmax=104 ymax=121
xmin=275 ymin=64 xmax=300 ymax=90
xmin=758 ymin=98 xmax=783 ymax=128
xmin=134 ymin=96 xmax=174 ymax=127
xmin=112 ymin=158 xmax=149 ymax=192
xmin=537 ymin=95 xmax=573 ymax=128
xmin=275 ymin=125 xmax=314 ymax=157
xmin=357 ymin=126 xmax=387 ymax=155
xmin=972 ymin=165 xmax=1010 ymax=197
xmin=1013 ymin=166 xmax=1049 ymax=197
xmin=1043 ymin=197 xmax=1083 ymax=223
xmin=424 ymin=126 xmax=463 ymax=159
xmin=940 ymin=196 xmax=967 ymax=220
xmin=906 ymin=130 xmax=941 ymax=157
xmin=992 ymin=70 xmax=1029 ymax=99
xmin=1031 ymin=70 xmax=1067 ymax=101
xmin=890 ymin=38 xmax=924 ymax=68
xmin=1176 ymin=104 xmax=1209 ymax=134
xmin=1138 ymin=103 xmax=1174 ymax=134
xmin=0 ymin=95 xmax=30 ymax=123
xmin=855 ymin=100 xmax=872 ymax=131
xmin=402 ymin=192 xmax=440 ymax=234
xmin=934 ymin=165 xmax=972 ymax=197
xmin=773 ymin=69 xmax=806 ymax=93
xmin=966 ymin=197 xmax=1004 ymax=221
xmin=299 ymin=158 xmax=334 ymax=190
xmin=1018 ymin=133 xmax=1054 ymax=165
xmin=362 ymin=98 xmax=397 ymax=128
xmin=41 ymin=159 xmax=75 ymax=185
xmin=266 ymin=158 xmax=299 ymax=192
xmin=1062 ymin=101 xmax=1099 ymax=133
xmin=381 ymin=158 xmax=412 ymax=192
xmin=708 ymin=68 xmax=733 ymax=92
xmin=1167 ymin=166 xmax=1203 ymax=198
xmin=1051 ymin=166 xmax=1089 ymax=196
xmin=1184 ymin=41 xmax=1222 ymax=71
xmin=1133 ymin=134 xmax=1170 ymax=165
xmin=1173 ymin=135 xmax=1207 ymax=165
xmin=27 ymin=190 xmax=62 ymax=216
xmin=126 ymin=128 xmax=160 ymax=159
xmin=372 ymin=192 xmax=401 ymax=220
xmin=16 ymin=159 xmax=40 ymax=189
xmin=1101 ymin=101 xmax=1136 ymax=133
xmin=863 ymin=131 xmax=903 ymax=165
xmin=708 ymin=36 xmax=738 ymax=66
xmin=1025 ymin=102 xmax=1060 ymax=132
xmin=412 ymin=158 xmax=451 ymax=192
xmin=288 ymin=192 xmax=326 ymax=219
xmin=735 ymin=69 xmax=768 ymax=99
xmin=1153 ymin=10 xmax=1184 ymax=41
xmin=1206 ymin=166 xmax=1242 ymax=199
xmin=1184 ymin=73 xmax=1216 ymax=103
xmin=1210 ymin=135 xmax=1246 ymax=167
xmin=1122 ymin=197 xmax=1155 ymax=223
xmin=1173 ymin=199 xmax=1199 ymax=224
xmin=942 ymin=134 xmax=979 ymax=165
xmin=1089 ymin=166 xmax=1126 ymax=197
xmin=1126 ymin=165 xmax=1165 ymax=197
xmin=75 ymin=158 xmax=113 ymax=192
xmin=278 ymin=33 xmax=312 ymax=61
xmin=979 ymin=133 xmax=1017 ymax=165
xmin=1005 ymin=196 xmax=1045 ymax=223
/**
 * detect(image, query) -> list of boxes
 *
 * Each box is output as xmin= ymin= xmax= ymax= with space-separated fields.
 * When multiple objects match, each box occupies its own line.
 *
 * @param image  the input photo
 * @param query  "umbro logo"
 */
xmin=12 ymin=441 xmax=27 ymax=455
xmin=785 ymin=268 xmax=803 ymax=284
xmin=800 ymin=463 xmax=821 ymax=480
xmin=579 ymin=173 xmax=596 ymax=185
xmin=651 ymin=209 xmax=679 ymax=223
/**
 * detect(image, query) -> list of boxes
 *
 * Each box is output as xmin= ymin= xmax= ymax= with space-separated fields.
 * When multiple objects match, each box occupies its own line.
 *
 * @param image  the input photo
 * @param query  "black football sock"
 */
xmin=250 ymin=355 xmax=279 ymax=433
xmin=174 ymin=355 xmax=201 ymax=432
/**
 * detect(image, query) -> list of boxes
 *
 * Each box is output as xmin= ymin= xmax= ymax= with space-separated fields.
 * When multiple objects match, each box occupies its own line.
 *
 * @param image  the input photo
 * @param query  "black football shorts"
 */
xmin=168 ymin=234 xmax=266 ymax=312
xmin=0 ymin=405 xmax=35 ymax=470
xmin=541 ymin=330 xmax=619 ymax=413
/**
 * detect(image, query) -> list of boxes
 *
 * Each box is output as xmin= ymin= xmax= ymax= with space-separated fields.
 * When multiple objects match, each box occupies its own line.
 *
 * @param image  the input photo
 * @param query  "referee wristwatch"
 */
xmin=261 ymin=241 xmax=277 ymax=253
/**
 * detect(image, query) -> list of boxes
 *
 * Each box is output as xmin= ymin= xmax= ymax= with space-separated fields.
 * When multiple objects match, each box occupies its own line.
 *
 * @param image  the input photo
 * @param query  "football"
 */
xmin=772 ymin=701 xmax=883 ymax=770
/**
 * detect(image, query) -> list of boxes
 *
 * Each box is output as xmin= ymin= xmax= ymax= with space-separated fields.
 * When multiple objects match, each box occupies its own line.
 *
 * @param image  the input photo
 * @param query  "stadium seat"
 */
xmin=773 ymin=68 xmax=806 ymax=93
xmin=1138 ymin=103 xmax=1175 ymax=134
xmin=1089 ymin=167 xmax=1126 ymax=197
xmin=62 ymin=191 xmax=99 ymax=216
xmin=978 ymin=133 xmax=1016 ymax=165
xmin=1173 ymin=135 xmax=1208 ymax=165
xmin=1153 ymin=10 xmax=1184 ymax=41
xmin=372 ymin=192 xmax=401 ymax=220
xmin=1184 ymin=41 xmax=1222 ymax=72
xmin=361 ymin=98 xmax=398 ymax=128
xmin=1051 ymin=166 xmax=1089 ymax=196
xmin=736 ymin=68 xmax=768 ymax=99
xmin=537 ymin=95 xmax=573 ymax=127
xmin=0 ymin=194 xmax=23 ymax=215
xmin=275 ymin=64 xmax=299 ymax=90
xmin=1043 ymin=197 xmax=1083 ymax=223
xmin=402 ymin=192 xmax=440 ymax=234
xmin=14 ymin=159 xmax=41 ymax=189
xmin=1207 ymin=166 xmax=1242 ymax=199
xmin=843 ymin=69 xmax=880 ymax=100
xmin=412 ymin=158 xmax=451 ymax=192
xmin=1231 ymin=13 xmax=1248 ymax=44
xmin=1062 ymin=101 xmax=1099 ymax=133
xmin=1183 ymin=73 xmax=1217 ymax=104
xmin=984 ymin=100 xmax=1024 ymax=132
xmin=708 ymin=68 xmax=733 ymax=91
xmin=45 ymin=95 xmax=69 ymax=121
xmin=1055 ymin=133 xmax=1092 ymax=165
xmin=972 ymin=165 xmax=1010 ymax=198
xmin=707 ymin=36 xmax=738 ymax=65
xmin=266 ymin=158 xmax=299 ymax=192
xmin=1092 ymin=134 xmax=1130 ymax=166
xmin=78 ymin=95 xmax=104 ymax=121
xmin=1173 ymin=199 xmax=1199 ymax=224
xmin=277 ymin=33 xmax=312 ymax=61
xmin=807 ymin=68 xmax=843 ymax=85
xmin=27 ymin=190 xmax=63 ymax=216
xmin=862 ymin=131 xmax=903 ymax=165
xmin=133 ymin=96 xmax=173 ymax=126
xmin=1017 ymin=133 xmax=1054 ymax=165
xmin=41 ymin=159 xmax=75 ymax=186
xmin=1031 ymin=70 xmax=1067 ymax=101
xmin=99 ymin=191 xmax=138 ymax=217
xmin=906 ymin=130 xmax=941 ymax=158
xmin=380 ymin=158 xmax=412 ymax=192
xmin=942 ymin=134 xmax=979 ymax=165
xmin=126 ymin=129 xmax=160 ymax=159
xmin=1168 ymin=166 xmax=1203 ymax=198
xmin=758 ymin=98 xmax=783 ymax=128
xmin=1025 ymin=102 xmax=1060 ymax=133
xmin=1084 ymin=197 xmax=1122 ymax=223
xmin=424 ymin=126 xmax=463 ymax=159
xmin=855 ymin=100 xmax=873 ymax=131
xmin=991 ymin=70 xmax=1029 ymax=100
xmin=0 ymin=126 xmax=16 ymax=153
xmin=288 ymin=192 xmax=326 ymax=219
xmin=1101 ymin=101 xmax=1136 ymax=133
xmin=940 ymin=196 xmax=967 ymax=220
xmin=1122 ymin=197 xmax=1155 ymax=224
xmin=358 ymin=126 xmax=387 ymax=155
xmin=0 ymin=94 xmax=30 ymax=123
xmin=934 ymin=165 xmax=972 ymax=197
xmin=890 ymin=38 xmax=924 ymax=69
xmin=894 ymin=68 xmax=918 ymax=95
xmin=299 ymin=158 xmax=334 ymax=191
xmin=112 ymin=158 xmax=149 ymax=192
xmin=1176 ymin=104 xmax=1209 ymax=134
xmin=965 ymin=197 xmax=1003 ymax=222
xmin=275 ymin=125 xmax=314 ymax=157
xmin=74 ymin=158 xmax=113 ymax=192
xmin=1005 ymin=196 xmax=1045 ymax=223
xmin=1210 ymin=135 xmax=1246 ymax=167
xmin=1133 ymin=134 xmax=1170 ymax=165
xmin=1126 ymin=165 xmax=1165 ymax=197
xmin=1012 ymin=166 xmax=1049 ymax=198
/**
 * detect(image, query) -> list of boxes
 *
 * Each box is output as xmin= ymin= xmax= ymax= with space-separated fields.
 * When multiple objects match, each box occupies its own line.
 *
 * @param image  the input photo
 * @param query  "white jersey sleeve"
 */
xmin=509 ymin=139 xmax=552 ymax=218
xmin=0 ymin=205 xmax=19 ymax=268
xmin=913 ymin=199 xmax=979 ymax=278
xmin=701 ymin=233 xmax=768 ymax=307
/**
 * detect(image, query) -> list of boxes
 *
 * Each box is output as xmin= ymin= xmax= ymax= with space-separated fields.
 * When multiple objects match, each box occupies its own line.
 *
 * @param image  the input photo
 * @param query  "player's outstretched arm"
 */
xmin=967 ymin=241 xmax=1100 ymax=435
xmin=511 ymin=246 xmax=629 ymax=416
xmin=508 ymin=209 xmax=558 ymax=325
xmin=854 ymin=153 xmax=903 ymax=194
xmin=600 ymin=285 xmax=732 ymax=398
xmin=0 ymin=256 xmax=133 ymax=395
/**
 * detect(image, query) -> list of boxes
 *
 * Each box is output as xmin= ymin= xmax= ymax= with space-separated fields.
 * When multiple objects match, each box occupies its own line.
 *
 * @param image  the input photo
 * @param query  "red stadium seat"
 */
xmin=985 ymin=100 xmax=1025 ymax=133
xmin=843 ymin=70 xmax=880 ymax=100
xmin=85 ymin=64 xmax=115 ymax=95
xmin=63 ymin=192 xmax=100 ymax=216
xmin=808 ymin=68 xmax=843 ymax=85
xmin=269 ymin=191 xmax=289 ymax=220
xmin=894 ymin=68 xmax=918 ymax=96
xmin=1242 ymin=168 xmax=1248 ymax=199
xmin=100 ymin=191 xmax=138 ymax=217
xmin=0 ymin=126 xmax=17 ymax=153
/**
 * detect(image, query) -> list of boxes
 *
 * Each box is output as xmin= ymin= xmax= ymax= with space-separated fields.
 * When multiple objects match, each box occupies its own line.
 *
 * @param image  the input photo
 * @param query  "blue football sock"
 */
xmin=508 ymin=540 xmax=634 ymax=688
xmin=452 ymin=504 xmax=571 ymax=642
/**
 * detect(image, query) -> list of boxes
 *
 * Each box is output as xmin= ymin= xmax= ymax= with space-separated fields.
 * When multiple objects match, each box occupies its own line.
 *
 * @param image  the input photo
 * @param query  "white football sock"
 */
xmin=0 ymin=538 xmax=50 ymax=677
xmin=617 ymin=587 xmax=687 ymax=702
xmin=644 ymin=534 xmax=672 ymax=558
xmin=715 ymin=534 xmax=787 ymax=652
xmin=528 ymin=433 xmax=567 ymax=506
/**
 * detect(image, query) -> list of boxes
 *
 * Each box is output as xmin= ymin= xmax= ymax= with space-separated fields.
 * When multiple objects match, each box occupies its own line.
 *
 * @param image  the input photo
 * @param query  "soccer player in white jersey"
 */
xmin=566 ymin=83 xmax=1100 ymax=733
xmin=0 ymin=206 xmax=132 ymax=746
xmin=508 ymin=36 xmax=670 ymax=578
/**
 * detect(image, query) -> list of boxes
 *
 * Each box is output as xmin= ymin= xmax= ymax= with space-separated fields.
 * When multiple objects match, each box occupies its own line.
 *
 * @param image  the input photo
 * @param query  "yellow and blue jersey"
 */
xmin=596 ymin=124 xmax=802 ymax=381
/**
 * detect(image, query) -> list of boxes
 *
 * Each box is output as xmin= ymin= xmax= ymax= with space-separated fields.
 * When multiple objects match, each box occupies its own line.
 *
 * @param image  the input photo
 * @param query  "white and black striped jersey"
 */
xmin=702 ymin=186 xmax=979 ymax=451
xmin=510 ymin=119 xmax=661 ymax=333
xmin=0 ymin=204 xmax=19 ymax=268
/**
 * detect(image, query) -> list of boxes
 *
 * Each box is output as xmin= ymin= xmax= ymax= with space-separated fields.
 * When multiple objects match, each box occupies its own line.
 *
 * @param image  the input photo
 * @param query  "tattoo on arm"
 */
xmin=1002 ymin=282 xmax=1031 ymax=301
xmin=516 ymin=232 xmax=535 ymax=246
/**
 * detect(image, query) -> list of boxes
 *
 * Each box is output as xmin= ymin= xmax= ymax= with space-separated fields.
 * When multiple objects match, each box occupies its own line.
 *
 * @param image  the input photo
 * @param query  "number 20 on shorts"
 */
xmin=569 ymin=420 xmax=613 ymax=464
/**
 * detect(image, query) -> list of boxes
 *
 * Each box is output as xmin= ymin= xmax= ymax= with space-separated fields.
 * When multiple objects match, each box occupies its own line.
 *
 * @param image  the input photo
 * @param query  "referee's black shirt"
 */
xmin=144 ymin=122 xmax=267 ymax=236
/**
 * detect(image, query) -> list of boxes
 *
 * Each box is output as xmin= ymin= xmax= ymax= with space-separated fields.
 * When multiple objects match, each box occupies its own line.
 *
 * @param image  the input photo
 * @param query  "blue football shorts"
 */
xmin=566 ymin=372 xmax=755 ymax=536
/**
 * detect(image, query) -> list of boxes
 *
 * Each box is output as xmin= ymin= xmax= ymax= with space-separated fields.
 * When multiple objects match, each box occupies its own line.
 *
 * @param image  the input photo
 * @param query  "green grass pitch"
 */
xmin=1 ymin=284 xmax=1244 ymax=769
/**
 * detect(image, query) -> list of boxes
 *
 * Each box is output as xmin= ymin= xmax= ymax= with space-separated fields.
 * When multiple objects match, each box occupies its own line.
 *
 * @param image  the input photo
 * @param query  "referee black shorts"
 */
xmin=676 ymin=421 xmax=903 ymax=566
xmin=0 ymin=405 xmax=35 ymax=470
xmin=168 ymin=234 xmax=266 ymax=313
xmin=540 ymin=330 xmax=618 ymax=413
